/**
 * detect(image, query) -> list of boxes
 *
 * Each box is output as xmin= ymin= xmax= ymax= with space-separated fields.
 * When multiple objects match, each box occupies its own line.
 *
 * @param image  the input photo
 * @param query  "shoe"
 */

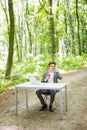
xmin=39 ymin=104 xmax=47 ymax=111
xmin=49 ymin=105 xmax=54 ymax=112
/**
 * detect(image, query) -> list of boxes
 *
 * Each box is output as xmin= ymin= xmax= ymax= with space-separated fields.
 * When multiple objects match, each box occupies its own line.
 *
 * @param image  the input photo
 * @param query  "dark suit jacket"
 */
xmin=41 ymin=71 xmax=62 ymax=83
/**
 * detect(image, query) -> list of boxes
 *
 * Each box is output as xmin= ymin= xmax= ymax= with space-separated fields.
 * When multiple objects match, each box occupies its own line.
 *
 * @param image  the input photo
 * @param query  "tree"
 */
xmin=49 ymin=0 xmax=55 ymax=61
xmin=76 ymin=0 xmax=81 ymax=55
xmin=5 ymin=0 xmax=15 ymax=77
xmin=66 ymin=0 xmax=76 ymax=55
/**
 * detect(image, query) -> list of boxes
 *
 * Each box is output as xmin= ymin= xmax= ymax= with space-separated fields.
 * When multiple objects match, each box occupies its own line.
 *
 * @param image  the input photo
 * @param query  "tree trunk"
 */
xmin=76 ymin=0 xmax=81 ymax=55
xmin=49 ymin=0 xmax=55 ymax=61
xmin=64 ymin=11 xmax=69 ymax=55
xmin=66 ymin=0 xmax=76 ymax=55
xmin=25 ymin=2 xmax=32 ymax=53
xmin=15 ymin=34 xmax=21 ymax=62
xmin=5 ymin=0 xmax=15 ymax=77
xmin=80 ymin=18 xmax=85 ymax=54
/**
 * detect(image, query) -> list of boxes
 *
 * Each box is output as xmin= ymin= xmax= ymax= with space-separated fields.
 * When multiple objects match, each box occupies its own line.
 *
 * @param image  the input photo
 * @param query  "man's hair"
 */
xmin=48 ymin=61 xmax=56 ymax=66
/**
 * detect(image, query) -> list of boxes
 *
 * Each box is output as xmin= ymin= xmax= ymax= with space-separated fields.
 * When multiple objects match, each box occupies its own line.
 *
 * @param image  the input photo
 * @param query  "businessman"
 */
xmin=36 ymin=61 xmax=62 ymax=112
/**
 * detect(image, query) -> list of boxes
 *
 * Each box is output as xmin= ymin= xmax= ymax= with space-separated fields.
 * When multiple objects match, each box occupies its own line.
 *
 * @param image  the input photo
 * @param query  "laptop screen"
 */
xmin=28 ymin=75 xmax=36 ymax=84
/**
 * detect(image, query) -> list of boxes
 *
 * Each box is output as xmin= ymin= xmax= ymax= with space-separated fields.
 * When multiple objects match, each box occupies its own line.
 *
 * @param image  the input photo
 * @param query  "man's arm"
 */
xmin=57 ymin=71 xmax=62 ymax=80
xmin=41 ymin=72 xmax=48 ymax=83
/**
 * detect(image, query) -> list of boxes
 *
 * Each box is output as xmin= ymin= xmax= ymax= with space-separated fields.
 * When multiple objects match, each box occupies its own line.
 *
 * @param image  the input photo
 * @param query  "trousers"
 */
xmin=36 ymin=89 xmax=56 ymax=106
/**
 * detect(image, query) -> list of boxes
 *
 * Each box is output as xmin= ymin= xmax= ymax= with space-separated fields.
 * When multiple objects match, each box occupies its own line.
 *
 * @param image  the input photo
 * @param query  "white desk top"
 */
xmin=15 ymin=82 xmax=67 ymax=90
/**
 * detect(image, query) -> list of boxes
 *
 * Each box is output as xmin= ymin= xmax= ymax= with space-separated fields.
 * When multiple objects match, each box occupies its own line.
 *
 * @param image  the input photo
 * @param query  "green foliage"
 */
xmin=58 ymin=55 xmax=87 ymax=71
xmin=0 ymin=54 xmax=87 ymax=93
xmin=12 ymin=54 xmax=51 ymax=79
xmin=79 ymin=0 xmax=87 ymax=4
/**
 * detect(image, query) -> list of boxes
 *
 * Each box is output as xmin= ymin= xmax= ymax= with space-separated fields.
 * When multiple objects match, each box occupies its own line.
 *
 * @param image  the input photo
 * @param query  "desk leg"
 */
xmin=26 ymin=88 xmax=28 ymax=109
xmin=59 ymin=90 xmax=63 ymax=120
xmin=65 ymin=85 xmax=68 ymax=112
xmin=15 ymin=88 xmax=18 ymax=116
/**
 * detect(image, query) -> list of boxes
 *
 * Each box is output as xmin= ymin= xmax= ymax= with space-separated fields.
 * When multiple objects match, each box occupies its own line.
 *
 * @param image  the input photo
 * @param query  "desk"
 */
xmin=14 ymin=82 xmax=67 ymax=120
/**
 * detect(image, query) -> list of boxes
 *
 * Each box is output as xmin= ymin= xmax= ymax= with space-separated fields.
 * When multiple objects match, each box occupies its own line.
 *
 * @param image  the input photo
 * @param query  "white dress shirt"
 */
xmin=48 ymin=71 xmax=54 ymax=83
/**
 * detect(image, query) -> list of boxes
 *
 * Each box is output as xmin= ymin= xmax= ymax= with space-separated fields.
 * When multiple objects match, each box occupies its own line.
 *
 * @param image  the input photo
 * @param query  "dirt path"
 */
xmin=0 ymin=68 xmax=87 ymax=130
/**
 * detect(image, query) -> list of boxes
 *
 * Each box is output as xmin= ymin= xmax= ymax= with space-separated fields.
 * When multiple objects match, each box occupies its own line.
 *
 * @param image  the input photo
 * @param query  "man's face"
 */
xmin=49 ymin=64 xmax=55 ymax=71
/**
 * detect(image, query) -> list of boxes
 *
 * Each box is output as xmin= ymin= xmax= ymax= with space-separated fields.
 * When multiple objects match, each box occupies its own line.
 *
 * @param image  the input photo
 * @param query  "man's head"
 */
xmin=48 ymin=62 xmax=56 ymax=71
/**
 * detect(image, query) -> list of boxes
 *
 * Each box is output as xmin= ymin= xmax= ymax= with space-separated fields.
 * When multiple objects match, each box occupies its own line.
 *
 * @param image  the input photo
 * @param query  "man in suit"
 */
xmin=36 ymin=61 xmax=62 ymax=112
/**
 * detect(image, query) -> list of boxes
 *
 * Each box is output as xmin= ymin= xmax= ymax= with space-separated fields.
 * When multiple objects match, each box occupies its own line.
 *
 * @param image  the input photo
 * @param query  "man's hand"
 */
xmin=45 ymin=73 xmax=51 ymax=80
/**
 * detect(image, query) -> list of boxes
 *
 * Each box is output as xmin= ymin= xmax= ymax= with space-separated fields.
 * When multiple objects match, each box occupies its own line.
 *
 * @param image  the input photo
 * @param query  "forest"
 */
xmin=0 ymin=0 xmax=87 ymax=92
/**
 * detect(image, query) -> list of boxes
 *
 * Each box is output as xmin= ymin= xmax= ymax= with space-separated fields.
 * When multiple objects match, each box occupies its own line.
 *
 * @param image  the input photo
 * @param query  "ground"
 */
xmin=0 ymin=68 xmax=87 ymax=130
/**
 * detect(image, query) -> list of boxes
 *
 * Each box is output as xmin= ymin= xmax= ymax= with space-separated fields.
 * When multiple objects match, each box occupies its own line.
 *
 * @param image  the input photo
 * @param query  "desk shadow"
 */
xmin=20 ymin=103 xmax=59 ymax=121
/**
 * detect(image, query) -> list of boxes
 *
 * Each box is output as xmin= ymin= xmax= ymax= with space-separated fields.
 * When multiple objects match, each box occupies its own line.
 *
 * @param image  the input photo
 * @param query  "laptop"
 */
xmin=28 ymin=75 xmax=36 ymax=84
